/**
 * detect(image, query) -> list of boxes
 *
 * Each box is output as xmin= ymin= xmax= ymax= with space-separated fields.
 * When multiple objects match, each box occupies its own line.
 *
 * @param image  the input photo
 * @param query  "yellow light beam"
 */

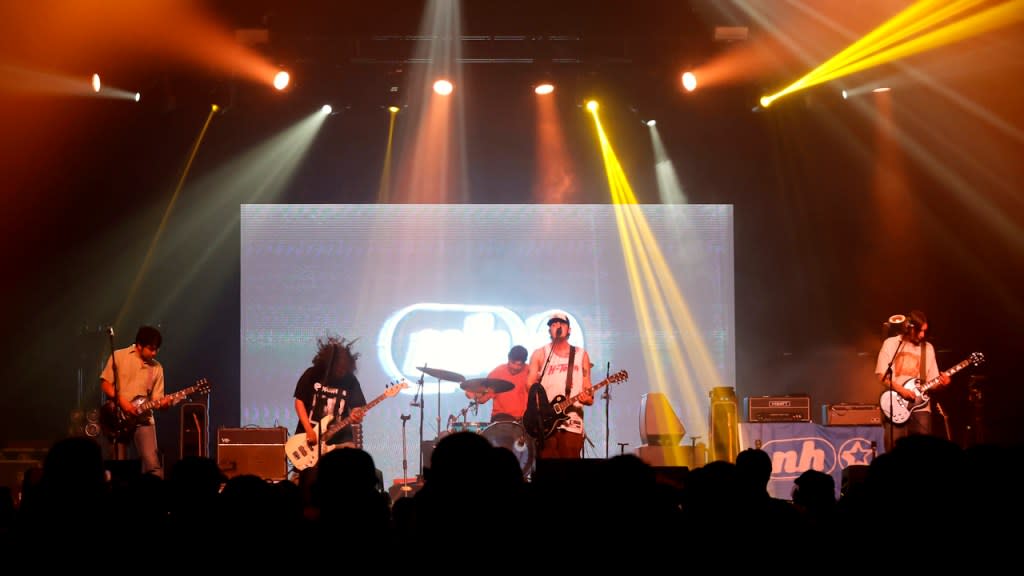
xmin=378 ymin=107 xmax=399 ymax=202
xmin=762 ymin=0 xmax=1023 ymax=107
xmin=592 ymin=110 xmax=725 ymax=439
xmin=805 ymin=0 xmax=983 ymax=84
xmin=819 ymin=0 xmax=1024 ymax=86
xmin=115 ymin=105 xmax=218 ymax=328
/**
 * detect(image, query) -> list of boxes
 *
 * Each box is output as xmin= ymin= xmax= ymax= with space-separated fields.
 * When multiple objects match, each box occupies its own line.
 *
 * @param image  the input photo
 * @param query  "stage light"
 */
xmin=273 ymin=70 xmax=290 ymax=91
xmin=842 ymin=89 xmax=849 ymax=100
xmin=211 ymin=104 xmax=219 ymax=112
xmin=91 ymin=73 xmax=101 ymax=93
xmin=681 ymin=71 xmax=697 ymax=92
xmin=134 ymin=92 xmax=141 ymax=103
xmin=321 ymin=104 xmax=332 ymax=114
xmin=586 ymin=100 xmax=598 ymax=112
xmin=388 ymin=105 xmax=400 ymax=113
xmin=433 ymin=79 xmax=454 ymax=95
xmin=534 ymin=82 xmax=554 ymax=95
xmin=646 ymin=119 xmax=656 ymax=127
xmin=872 ymin=86 xmax=891 ymax=93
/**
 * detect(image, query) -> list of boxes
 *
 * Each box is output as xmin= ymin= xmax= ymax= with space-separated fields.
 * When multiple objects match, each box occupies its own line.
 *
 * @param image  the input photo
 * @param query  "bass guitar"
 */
xmin=523 ymin=370 xmax=628 ymax=439
xmin=100 ymin=378 xmax=211 ymax=441
xmin=879 ymin=352 xmax=984 ymax=424
xmin=285 ymin=380 xmax=408 ymax=471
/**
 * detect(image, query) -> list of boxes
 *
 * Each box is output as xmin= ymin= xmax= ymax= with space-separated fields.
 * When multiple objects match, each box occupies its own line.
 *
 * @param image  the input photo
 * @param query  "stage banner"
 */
xmin=738 ymin=422 xmax=884 ymax=500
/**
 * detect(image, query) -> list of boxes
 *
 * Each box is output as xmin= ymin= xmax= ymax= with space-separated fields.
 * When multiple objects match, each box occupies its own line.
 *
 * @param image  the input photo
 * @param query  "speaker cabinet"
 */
xmin=216 ymin=427 xmax=288 ymax=481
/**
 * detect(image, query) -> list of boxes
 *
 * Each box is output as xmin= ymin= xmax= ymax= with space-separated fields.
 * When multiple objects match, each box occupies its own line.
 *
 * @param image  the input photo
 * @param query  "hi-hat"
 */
xmin=460 ymin=378 xmax=514 ymax=394
xmin=417 ymin=366 xmax=465 ymax=383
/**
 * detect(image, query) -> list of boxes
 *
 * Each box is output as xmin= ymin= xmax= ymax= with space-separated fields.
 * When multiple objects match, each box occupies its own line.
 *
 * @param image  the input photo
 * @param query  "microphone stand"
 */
xmin=107 ymin=327 xmax=123 ymax=461
xmin=399 ymin=413 xmax=412 ymax=495
xmin=603 ymin=361 xmax=611 ymax=459
xmin=316 ymin=345 xmax=337 ymax=467
xmin=531 ymin=343 xmax=557 ymax=464
xmin=883 ymin=336 xmax=906 ymax=451
xmin=413 ymin=371 xmax=425 ymax=478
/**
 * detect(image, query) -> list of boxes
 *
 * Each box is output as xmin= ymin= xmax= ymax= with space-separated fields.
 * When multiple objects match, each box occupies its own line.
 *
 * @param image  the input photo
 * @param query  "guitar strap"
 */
xmin=565 ymin=346 xmax=576 ymax=398
xmin=919 ymin=341 xmax=928 ymax=406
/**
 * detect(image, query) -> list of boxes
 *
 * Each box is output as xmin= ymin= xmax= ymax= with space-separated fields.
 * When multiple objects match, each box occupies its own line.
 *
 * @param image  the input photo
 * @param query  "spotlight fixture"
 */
xmin=681 ymin=72 xmax=697 ymax=93
xmin=433 ymin=79 xmax=454 ymax=96
xmin=534 ymin=82 xmax=554 ymax=95
xmin=273 ymin=70 xmax=290 ymax=91
xmin=91 ymin=73 xmax=101 ymax=93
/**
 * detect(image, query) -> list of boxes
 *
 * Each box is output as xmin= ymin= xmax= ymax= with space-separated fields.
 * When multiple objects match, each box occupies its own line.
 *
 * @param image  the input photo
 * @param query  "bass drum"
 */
xmin=481 ymin=421 xmax=535 ymax=477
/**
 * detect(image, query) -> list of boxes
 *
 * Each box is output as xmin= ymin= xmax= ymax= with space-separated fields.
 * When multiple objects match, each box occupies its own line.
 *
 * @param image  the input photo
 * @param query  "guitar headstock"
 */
xmin=191 ymin=378 xmax=212 ymax=396
xmin=608 ymin=370 xmax=629 ymax=384
xmin=385 ymin=380 xmax=410 ymax=397
xmin=970 ymin=352 xmax=985 ymax=366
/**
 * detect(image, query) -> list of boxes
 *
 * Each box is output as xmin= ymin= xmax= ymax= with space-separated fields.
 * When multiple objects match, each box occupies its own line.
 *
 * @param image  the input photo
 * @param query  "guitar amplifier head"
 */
xmin=823 ymin=404 xmax=882 ymax=426
xmin=744 ymin=395 xmax=812 ymax=422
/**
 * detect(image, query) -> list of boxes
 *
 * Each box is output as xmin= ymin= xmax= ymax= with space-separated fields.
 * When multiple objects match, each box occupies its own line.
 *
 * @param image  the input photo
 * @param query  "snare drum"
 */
xmin=481 ymin=421 xmax=535 ymax=477
xmin=449 ymin=421 xmax=488 ymax=434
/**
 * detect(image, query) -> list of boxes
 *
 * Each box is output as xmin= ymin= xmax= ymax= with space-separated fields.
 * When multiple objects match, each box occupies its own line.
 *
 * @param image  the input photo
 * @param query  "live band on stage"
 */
xmin=93 ymin=311 xmax=985 ymax=491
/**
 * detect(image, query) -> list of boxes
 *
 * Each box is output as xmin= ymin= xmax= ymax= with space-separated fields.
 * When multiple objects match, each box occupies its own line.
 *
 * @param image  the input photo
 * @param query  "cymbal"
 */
xmin=460 ymin=378 xmax=514 ymax=394
xmin=417 ymin=366 xmax=465 ymax=383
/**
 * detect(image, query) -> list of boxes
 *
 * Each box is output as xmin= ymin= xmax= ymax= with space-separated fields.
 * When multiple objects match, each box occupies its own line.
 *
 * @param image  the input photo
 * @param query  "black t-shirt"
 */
xmin=293 ymin=366 xmax=367 ymax=444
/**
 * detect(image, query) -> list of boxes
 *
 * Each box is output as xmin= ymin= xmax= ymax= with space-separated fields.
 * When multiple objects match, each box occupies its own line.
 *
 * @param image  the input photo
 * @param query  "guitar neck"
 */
xmin=921 ymin=358 xmax=971 ymax=393
xmin=320 ymin=391 xmax=390 ymax=444
xmin=554 ymin=377 xmax=612 ymax=413
xmin=137 ymin=387 xmax=194 ymax=412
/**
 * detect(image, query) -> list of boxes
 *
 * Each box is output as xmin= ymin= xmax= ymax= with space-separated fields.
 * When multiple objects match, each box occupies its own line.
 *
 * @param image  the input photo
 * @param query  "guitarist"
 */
xmin=525 ymin=312 xmax=594 ymax=459
xmin=99 ymin=325 xmax=173 ymax=478
xmin=875 ymin=310 xmax=950 ymax=450
xmin=292 ymin=336 xmax=366 ymax=459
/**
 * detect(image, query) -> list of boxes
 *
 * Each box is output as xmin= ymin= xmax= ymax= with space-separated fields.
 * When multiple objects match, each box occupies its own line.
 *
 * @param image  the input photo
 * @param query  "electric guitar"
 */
xmin=285 ymin=380 xmax=408 ymax=471
xmin=879 ymin=352 xmax=984 ymax=424
xmin=100 ymin=378 xmax=211 ymax=441
xmin=523 ymin=370 xmax=628 ymax=439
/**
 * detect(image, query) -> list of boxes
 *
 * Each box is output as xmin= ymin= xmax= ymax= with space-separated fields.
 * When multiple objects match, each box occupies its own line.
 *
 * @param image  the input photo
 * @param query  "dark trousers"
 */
xmin=886 ymin=409 xmax=933 ymax=451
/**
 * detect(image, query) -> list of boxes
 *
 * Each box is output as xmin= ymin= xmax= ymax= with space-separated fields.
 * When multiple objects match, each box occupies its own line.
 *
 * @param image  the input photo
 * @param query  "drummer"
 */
xmin=465 ymin=345 xmax=530 ymax=423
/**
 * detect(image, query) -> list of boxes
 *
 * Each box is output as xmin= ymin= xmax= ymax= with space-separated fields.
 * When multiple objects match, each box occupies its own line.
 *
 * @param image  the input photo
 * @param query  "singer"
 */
xmin=525 ymin=312 xmax=594 ymax=459
xmin=293 ymin=335 xmax=367 ymax=455
xmin=874 ymin=310 xmax=950 ymax=450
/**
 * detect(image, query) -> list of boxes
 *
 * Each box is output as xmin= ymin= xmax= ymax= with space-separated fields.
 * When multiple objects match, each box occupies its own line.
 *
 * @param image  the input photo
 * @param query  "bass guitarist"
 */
xmin=875 ymin=310 xmax=950 ymax=450
xmin=525 ymin=312 xmax=593 ymax=459
xmin=100 ymin=325 xmax=173 ymax=478
xmin=292 ymin=335 xmax=366 ymax=467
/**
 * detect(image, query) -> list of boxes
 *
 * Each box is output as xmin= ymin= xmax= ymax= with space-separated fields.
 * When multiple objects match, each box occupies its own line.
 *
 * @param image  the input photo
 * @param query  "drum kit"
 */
xmin=415 ymin=365 xmax=534 ymax=476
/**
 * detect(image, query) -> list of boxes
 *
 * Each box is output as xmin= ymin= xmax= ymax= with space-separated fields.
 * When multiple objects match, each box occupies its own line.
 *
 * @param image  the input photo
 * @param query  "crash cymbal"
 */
xmin=417 ymin=366 xmax=465 ymax=383
xmin=460 ymin=378 xmax=514 ymax=394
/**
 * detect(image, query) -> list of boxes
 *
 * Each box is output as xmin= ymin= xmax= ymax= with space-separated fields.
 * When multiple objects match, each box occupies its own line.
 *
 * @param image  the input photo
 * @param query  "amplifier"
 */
xmin=745 ymin=395 xmax=812 ymax=422
xmin=823 ymin=403 xmax=882 ymax=426
xmin=217 ymin=427 xmax=288 ymax=481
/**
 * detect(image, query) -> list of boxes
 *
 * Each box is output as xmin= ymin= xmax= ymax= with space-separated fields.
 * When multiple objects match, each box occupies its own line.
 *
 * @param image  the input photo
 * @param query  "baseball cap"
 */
xmin=547 ymin=312 xmax=569 ymax=326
